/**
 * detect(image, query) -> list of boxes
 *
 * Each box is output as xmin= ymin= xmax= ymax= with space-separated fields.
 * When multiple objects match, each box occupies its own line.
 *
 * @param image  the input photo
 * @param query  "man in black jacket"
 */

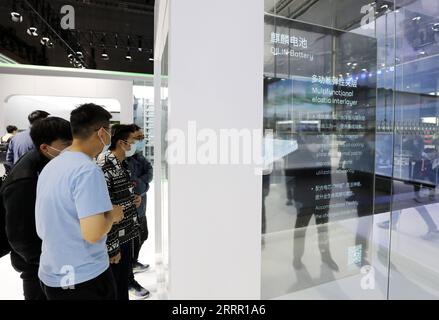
xmin=0 ymin=117 xmax=72 ymax=300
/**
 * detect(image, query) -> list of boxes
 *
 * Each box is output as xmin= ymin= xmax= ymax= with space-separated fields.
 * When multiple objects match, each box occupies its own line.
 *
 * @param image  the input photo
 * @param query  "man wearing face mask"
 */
xmin=36 ymin=104 xmax=124 ymax=300
xmin=0 ymin=117 xmax=72 ymax=300
xmin=97 ymin=124 xmax=142 ymax=300
xmin=124 ymin=124 xmax=153 ymax=300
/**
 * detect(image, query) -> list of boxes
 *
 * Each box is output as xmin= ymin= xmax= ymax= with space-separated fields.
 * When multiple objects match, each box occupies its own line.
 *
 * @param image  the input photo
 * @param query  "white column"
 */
xmin=167 ymin=0 xmax=264 ymax=299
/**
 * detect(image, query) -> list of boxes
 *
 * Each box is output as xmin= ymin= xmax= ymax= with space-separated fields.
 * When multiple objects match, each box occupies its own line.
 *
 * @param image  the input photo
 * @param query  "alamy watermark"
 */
xmin=60 ymin=265 xmax=76 ymax=290
xmin=60 ymin=5 xmax=75 ymax=30
xmin=165 ymin=121 xmax=275 ymax=175
xmin=360 ymin=265 xmax=375 ymax=290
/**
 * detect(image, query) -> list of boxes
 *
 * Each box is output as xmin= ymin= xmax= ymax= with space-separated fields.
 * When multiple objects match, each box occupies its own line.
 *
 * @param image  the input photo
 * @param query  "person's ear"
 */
xmin=96 ymin=127 xmax=103 ymax=138
xmin=39 ymin=144 xmax=49 ymax=155
xmin=96 ymin=127 xmax=107 ymax=143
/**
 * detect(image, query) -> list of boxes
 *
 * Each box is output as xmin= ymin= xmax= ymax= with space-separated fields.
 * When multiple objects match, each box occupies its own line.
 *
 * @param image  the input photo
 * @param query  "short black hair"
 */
xmin=30 ymin=117 xmax=73 ymax=150
xmin=110 ymin=124 xmax=136 ymax=151
xmin=70 ymin=103 xmax=112 ymax=139
xmin=130 ymin=124 xmax=141 ymax=131
xmin=6 ymin=125 xmax=17 ymax=133
xmin=28 ymin=110 xmax=50 ymax=125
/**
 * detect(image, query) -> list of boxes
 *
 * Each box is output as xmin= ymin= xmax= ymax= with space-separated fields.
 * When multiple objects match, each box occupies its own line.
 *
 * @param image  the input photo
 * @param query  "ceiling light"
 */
xmin=114 ymin=33 xmax=119 ymax=49
xmin=10 ymin=12 xmax=23 ymax=23
xmin=27 ymin=26 xmax=38 ymax=37
xmin=10 ymin=2 xmax=23 ymax=23
xmin=40 ymin=36 xmax=54 ymax=48
xmin=138 ymin=36 xmax=143 ymax=52
xmin=125 ymin=49 xmax=132 ymax=61
xmin=27 ymin=16 xmax=38 ymax=37
xmin=101 ymin=48 xmax=109 ymax=61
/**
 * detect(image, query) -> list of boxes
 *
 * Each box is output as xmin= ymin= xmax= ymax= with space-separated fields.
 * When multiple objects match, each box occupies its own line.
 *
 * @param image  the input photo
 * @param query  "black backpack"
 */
xmin=0 ymin=176 xmax=11 ymax=258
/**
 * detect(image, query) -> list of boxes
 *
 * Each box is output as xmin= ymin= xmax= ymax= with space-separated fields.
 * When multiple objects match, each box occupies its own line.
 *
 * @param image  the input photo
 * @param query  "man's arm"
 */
xmin=138 ymin=157 xmax=153 ymax=185
xmin=79 ymin=205 xmax=123 ymax=244
xmin=74 ymin=167 xmax=123 ymax=244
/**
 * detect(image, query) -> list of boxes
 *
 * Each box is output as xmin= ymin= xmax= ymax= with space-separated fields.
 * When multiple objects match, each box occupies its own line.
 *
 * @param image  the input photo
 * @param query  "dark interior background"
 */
xmin=0 ymin=0 xmax=155 ymax=74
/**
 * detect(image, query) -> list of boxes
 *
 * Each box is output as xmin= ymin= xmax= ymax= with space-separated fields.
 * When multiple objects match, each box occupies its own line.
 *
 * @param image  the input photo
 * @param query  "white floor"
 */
xmin=0 ymin=186 xmax=157 ymax=300
xmin=262 ymin=203 xmax=439 ymax=300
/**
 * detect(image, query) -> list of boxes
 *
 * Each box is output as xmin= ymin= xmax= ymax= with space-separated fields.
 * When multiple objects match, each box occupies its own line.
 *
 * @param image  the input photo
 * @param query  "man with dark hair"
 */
xmin=1 ymin=125 xmax=18 ymax=143
xmin=125 ymin=124 xmax=152 ymax=299
xmin=5 ymin=110 xmax=50 ymax=172
xmin=0 ymin=125 xmax=18 ymax=167
xmin=36 ymin=104 xmax=123 ymax=300
xmin=97 ymin=124 xmax=143 ymax=300
xmin=0 ymin=117 xmax=72 ymax=300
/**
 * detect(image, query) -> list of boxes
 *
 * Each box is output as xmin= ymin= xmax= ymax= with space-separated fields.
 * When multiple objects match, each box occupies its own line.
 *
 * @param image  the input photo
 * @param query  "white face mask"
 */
xmin=99 ymin=128 xmax=112 ymax=153
xmin=46 ymin=145 xmax=62 ymax=159
xmin=124 ymin=142 xmax=137 ymax=157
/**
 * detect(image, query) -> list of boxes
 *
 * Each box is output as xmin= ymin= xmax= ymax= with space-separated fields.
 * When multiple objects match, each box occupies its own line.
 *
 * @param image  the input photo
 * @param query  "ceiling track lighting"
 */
xmin=27 ymin=27 xmax=38 ymax=37
xmin=125 ymin=48 xmax=133 ymax=61
xmin=138 ymin=36 xmax=143 ymax=52
xmin=67 ymin=53 xmax=84 ymax=69
xmin=89 ymin=31 xmax=94 ymax=47
xmin=27 ymin=15 xmax=38 ymax=37
xmin=40 ymin=36 xmax=54 ymax=48
xmin=114 ymin=33 xmax=119 ymax=49
xmin=101 ymin=48 xmax=110 ymax=61
xmin=10 ymin=2 xmax=23 ymax=23
xmin=40 ymin=27 xmax=54 ymax=48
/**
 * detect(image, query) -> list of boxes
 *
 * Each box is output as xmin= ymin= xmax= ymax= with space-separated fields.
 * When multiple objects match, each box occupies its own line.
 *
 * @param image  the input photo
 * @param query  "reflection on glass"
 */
xmin=262 ymin=11 xmax=378 ymax=299
xmin=262 ymin=0 xmax=439 ymax=300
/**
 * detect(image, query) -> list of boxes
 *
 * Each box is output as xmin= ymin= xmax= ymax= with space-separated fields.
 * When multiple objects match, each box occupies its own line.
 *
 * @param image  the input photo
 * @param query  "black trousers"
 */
xmin=110 ymin=242 xmax=132 ymax=300
xmin=132 ymin=216 xmax=148 ymax=263
xmin=41 ymin=268 xmax=116 ymax=300
xmin=21 ymin=270 xmax=46 ymax=300
xmin=128 ymin=238 xmax=140 ymax=287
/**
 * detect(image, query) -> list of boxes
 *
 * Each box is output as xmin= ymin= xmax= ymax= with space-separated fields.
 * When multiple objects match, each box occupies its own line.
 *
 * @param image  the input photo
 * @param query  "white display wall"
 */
xmin=0 ymin=73 xmax=133 ymax=135
xmin=160 ymin=0 xmax=265 ymax=299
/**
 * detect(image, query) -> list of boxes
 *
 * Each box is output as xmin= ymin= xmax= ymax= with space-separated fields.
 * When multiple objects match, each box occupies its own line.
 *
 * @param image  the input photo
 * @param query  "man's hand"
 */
xmin=110 ymin=205 xmax=124 ymax=223
xmin=133 ymin=195 xmax=142 ymax=209
xmin=110 ymin=252 xmax=121 ymax=264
